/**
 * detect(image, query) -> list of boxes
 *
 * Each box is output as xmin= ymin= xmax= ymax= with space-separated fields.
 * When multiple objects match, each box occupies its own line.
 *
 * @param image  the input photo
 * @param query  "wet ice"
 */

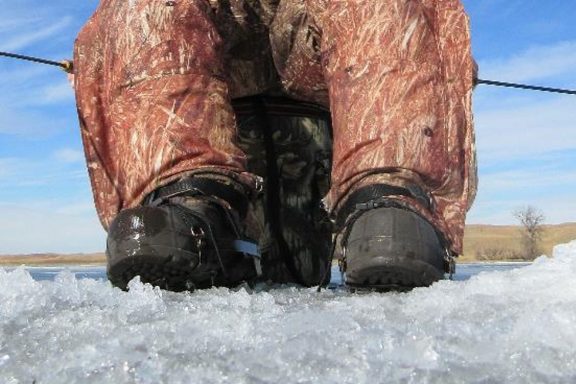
xmin=2 ymin=242 xmax=576 ymax=383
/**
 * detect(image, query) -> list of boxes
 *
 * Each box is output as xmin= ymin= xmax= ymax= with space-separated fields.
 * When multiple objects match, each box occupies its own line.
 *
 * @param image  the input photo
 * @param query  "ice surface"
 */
xmin=2 ymin=243 xmax=576 ymax=384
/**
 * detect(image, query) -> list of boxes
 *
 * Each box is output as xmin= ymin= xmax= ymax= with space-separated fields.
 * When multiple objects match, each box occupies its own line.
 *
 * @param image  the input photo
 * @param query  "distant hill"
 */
xmin=462 ymin=222 xmax=576 ymax=261
xmin=0 ymin=253 xmax=106 ymax=266
xmin=1 ymin=223 xmax=575 ymax=266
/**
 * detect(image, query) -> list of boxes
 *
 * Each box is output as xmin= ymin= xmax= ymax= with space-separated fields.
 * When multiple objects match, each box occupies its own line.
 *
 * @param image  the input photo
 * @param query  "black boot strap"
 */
xmin=173 ymin=195 xmax=262 ymax=278
xmin=149 ymin=177 xmax=249 ymax=219
xmin=335 ymin=184 xmax=431 ymax=229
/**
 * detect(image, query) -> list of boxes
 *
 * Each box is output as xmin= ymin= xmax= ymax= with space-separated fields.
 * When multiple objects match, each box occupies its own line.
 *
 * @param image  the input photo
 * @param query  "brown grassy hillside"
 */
xmin=0 ymin=253 xmax=106 ymax=266
xmin=461 ymin=222 xmax=576 ymax=261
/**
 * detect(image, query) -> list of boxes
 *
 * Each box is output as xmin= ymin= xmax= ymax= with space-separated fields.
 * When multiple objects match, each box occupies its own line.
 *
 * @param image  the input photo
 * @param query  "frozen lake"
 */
xmin=19 ymin=261 xmax=529 ymax=284
xmin=2 ymin=243 xmax=576 ymax=383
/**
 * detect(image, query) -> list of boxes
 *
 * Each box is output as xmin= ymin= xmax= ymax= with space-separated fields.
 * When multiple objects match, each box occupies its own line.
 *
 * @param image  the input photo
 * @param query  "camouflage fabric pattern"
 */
xmin=233 ymin=97 xmax=333 ymax=285
xmin=74 ymin=0 xmax=476 ymax=256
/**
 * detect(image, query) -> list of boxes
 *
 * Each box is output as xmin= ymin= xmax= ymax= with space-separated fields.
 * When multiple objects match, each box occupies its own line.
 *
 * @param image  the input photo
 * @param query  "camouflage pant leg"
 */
xmin=73 ymin=0 xmax=261 ymax=229
xmin=74 ymin=0 xmax=333 ymax=284
xmin=75 ymin=0 xmax=475 ymax=277
xmin=270 ymin=0 xmax=477 ymax=255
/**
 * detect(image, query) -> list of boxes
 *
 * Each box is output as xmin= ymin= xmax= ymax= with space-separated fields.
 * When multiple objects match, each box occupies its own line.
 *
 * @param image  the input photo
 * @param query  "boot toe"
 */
xmin=343 ymin=207 xmax=446 ymax=290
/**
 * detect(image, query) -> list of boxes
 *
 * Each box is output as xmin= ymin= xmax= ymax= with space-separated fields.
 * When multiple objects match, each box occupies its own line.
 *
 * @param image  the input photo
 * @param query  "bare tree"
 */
xmin=513 ymin=206 xmax=545 ymax=260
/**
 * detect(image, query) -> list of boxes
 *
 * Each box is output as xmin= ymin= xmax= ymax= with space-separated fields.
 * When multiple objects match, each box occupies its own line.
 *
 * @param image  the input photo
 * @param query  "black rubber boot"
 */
xmin=106 ymin=177 xmax=260 ymax=291
xmin=337 ymin=185 xmax=449 ymax=291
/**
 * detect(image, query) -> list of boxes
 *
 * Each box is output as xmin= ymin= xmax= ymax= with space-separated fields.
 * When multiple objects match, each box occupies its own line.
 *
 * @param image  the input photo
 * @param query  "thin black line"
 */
xmin=0 ymin=51 xmax=66 ymax=69
xmin=477 ymin=79 xmax=576 ymax=95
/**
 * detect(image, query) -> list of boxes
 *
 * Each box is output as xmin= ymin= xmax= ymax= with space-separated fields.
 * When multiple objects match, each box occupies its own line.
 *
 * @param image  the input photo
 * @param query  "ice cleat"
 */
xmin=336 ymin=184 xmax=450 ymax=291
xmin=106 ymin=177 xmax=261 ymax=291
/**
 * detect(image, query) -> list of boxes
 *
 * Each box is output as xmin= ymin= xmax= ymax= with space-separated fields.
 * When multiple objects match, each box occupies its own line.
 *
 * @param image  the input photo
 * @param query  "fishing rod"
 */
xmin=476 ymin=78 xmax=576 ymax=96
xmin=0 ymin=50 xmax=73 ymax=73
xmin=2 ymin=50 xmax=576 ymax=95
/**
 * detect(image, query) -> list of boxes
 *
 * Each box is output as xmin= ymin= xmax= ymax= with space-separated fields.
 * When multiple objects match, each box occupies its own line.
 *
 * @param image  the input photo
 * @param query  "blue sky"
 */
xmin=0 ymin=0 xmax=575 ymax=254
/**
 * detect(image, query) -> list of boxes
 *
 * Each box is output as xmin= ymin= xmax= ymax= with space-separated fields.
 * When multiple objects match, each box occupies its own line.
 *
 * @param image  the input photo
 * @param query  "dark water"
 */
xmin=18 ymin=262 xmax=531 ymax=283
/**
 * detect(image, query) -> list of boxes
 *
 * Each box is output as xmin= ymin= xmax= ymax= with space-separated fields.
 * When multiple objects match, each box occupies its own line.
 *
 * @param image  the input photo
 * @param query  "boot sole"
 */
xmin=343 ymin=206 xmax=447 ymax=291
xmin=107 ymin=245 xmax=210 ymax=291
xmin=345 ymin=258 xmax=444 ymax=292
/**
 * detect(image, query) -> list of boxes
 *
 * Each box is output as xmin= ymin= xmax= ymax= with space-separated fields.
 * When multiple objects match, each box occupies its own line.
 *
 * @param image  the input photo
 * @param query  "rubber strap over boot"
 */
xmin=335 ymin=184 xmax=431 ymax=229
xmin=148 ymin=177 xmax=250 ymax=219
xmin=146 ymin=177 xmax=262 ymax=277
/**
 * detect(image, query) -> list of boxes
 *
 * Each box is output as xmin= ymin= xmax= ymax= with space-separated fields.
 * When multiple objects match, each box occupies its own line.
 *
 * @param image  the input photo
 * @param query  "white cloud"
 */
xmin=474 ymin=96 xmax=576 ymax=165
xmin=0 ymin=1 xmax=109 ymax=254
xmin=53 ymin=148 xmax=84 ymax=164
xmin=471 ymin=41 xmax=576 ymax=225
xmin=467 ymin=159 xmax=576 ymax=225
xmin=0 ymin=16 xmax=72 ymax=51
xmin=39 ymin=81 xmax=75 ymax=104
xmin=0 ymin=156 xmax=87 ymax=188
xmin=467 ymin=0 xmax=525 ymax=19
xmin=0 ymin=155 xmax=98 ymax=253
xmin=0 ymin=16 xmax=42 ymax=32
xmin=0 ymin=201 xmax=105 ymax=254
xmin=468 ymin=195 xmax=576 ymax=226
xmin=0 ymin=158 xmax=18 ymax=179
xmin=478 ymin=167 xmax=575 ymax=194
xmin=0 ymin=65 xmax=52 ymax=84
xmin=478 ymin=41 xmax=576 ymax=84
xmin=0 ymin=107 xmax=68 ymax=136
xmin=54 ymin=201 xmax=98 ymax=216
xmin=0 ymin=83 xmax=77 ymax=138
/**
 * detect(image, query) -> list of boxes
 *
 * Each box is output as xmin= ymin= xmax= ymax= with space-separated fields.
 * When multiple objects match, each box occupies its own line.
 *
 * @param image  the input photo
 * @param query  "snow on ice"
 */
xmin=2 ymin=242 xmax=576 ymax=383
